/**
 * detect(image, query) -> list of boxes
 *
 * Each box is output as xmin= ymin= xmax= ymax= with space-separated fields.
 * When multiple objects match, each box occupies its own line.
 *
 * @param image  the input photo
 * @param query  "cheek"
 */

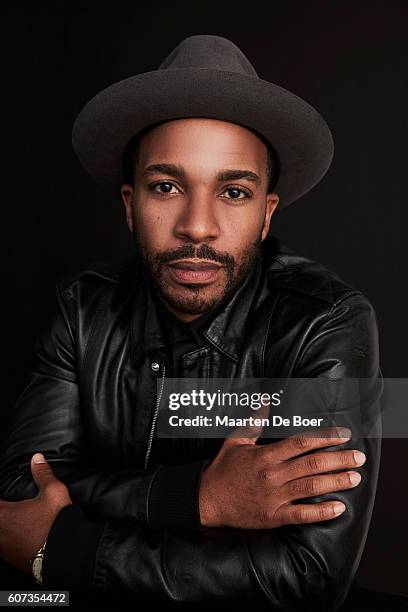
xmin=222 ymin=208 xmax=263 ymax=242
xmin=224 ymin=199 xmax=264 ymax=227
xmin=136 ymin=206 xmax=174 ymax=249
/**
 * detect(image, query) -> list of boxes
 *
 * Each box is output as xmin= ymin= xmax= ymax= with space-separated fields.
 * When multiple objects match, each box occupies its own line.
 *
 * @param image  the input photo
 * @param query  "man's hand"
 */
xmin=199 ymin=426 xmax=366 ymax=529
xmin=0 ymin=453 xmax=72 ymax=576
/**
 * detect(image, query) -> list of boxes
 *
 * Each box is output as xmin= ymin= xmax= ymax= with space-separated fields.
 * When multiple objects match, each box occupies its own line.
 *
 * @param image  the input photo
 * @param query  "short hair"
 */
xmin=122 ymin=122 xmax=279 ymax=193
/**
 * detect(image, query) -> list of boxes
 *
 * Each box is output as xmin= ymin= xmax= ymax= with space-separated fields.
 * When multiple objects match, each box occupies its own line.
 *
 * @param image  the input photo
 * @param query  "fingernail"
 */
xmin=32 ymin=453 xmax=46 ymax=464
xmin=354 ymin=451 xmax=366 ymax=465
xmin=333 ymin=502 xmax=346 ymax=515
xmin=349 ymin=471 xmax=361 ymax=486
xmin=338 ymin=427 xmax=351 ymax=439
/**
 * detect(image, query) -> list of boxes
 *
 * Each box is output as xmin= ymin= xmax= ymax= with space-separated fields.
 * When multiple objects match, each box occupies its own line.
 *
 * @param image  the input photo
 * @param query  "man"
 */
xmin=0 ymin=35 xmax=381 ymax=610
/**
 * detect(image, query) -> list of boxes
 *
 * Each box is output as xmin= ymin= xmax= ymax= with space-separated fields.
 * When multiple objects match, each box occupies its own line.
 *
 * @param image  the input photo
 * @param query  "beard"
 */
xmin=133 ymin=232 xmax=263 ymax=316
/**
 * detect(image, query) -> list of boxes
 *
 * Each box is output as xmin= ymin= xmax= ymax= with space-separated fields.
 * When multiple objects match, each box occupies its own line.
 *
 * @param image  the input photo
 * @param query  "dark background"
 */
xmin=2 ymin=0 xmax=407 ymax=598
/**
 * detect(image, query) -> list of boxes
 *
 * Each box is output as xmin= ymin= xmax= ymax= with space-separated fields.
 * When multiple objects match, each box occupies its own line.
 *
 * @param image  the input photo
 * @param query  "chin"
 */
xmin=161 ymin=285 xmax=223 ymax=315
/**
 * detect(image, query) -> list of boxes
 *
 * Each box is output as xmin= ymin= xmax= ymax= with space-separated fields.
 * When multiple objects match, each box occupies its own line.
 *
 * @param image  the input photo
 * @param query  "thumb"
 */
xmin=224 ymin=399 xmax=270 ymax=447
xmin=31 ymin=452 xmax=57 ymax=489
xmin=225 ymin=422 xmax=263 ymax=447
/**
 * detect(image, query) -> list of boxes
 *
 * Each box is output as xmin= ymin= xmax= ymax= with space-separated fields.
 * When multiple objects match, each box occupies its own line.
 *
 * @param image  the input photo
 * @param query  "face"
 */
xmin=121 ymin=118 xmax=279 ymax=322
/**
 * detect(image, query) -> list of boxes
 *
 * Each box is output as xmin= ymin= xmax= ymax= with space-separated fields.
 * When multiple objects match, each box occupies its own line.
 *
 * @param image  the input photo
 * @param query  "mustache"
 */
xmin=156 ymin=244 xmax=235 ymax=267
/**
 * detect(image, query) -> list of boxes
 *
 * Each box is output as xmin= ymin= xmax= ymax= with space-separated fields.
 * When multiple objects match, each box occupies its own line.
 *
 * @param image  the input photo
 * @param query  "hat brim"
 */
xmin=72 ymin=67 xmax=334 ymax=210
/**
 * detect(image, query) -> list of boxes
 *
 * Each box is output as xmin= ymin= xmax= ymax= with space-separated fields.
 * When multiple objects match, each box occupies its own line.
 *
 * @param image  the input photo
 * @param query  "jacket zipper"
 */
xmin=144 ymin=362 xmax=166 ymax=469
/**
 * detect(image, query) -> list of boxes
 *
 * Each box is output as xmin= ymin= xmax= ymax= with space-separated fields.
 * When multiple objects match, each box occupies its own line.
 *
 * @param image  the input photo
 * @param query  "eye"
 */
xmin=148 ymin=182 xmax=252 ymax=200
xmin=221 ymin=186 xmax=252 ymax=200
xmin=149 ymin=181 xmax=181 ymax=195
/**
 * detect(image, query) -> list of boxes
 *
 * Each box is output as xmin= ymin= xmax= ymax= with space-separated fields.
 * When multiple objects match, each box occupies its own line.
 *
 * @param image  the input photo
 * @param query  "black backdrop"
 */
xmin=2 ymin=0 xmax=407 ymax=598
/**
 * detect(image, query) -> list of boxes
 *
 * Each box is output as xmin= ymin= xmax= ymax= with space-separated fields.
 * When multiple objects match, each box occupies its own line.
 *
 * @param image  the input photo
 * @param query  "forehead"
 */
xmin=136 ymin=118 xmax=268 ymax=170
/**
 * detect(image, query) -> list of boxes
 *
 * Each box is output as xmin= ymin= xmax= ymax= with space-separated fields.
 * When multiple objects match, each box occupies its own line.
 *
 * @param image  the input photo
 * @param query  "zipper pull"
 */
xmin=144 ymin=362 xmax=166 ymax=469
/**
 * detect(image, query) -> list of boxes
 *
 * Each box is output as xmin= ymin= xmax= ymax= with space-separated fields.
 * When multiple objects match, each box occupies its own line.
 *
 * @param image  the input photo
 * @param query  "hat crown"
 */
xmin=158 ymin=34 xmax=259 ymax=77
xmin=73 ymin=34 xmax=334 ymax=210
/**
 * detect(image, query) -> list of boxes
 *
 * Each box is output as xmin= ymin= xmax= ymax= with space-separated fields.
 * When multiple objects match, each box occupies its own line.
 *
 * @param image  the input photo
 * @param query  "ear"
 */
xmin=261 ymin=193 xmax=279 ymax=241
xmin=120 ymin=183 xmax=135 ymax=233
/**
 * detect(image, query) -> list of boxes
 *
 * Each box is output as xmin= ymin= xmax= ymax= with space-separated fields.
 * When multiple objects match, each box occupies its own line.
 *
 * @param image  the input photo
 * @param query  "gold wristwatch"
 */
xmin=30 ymin=538 xmax=47 ymax=585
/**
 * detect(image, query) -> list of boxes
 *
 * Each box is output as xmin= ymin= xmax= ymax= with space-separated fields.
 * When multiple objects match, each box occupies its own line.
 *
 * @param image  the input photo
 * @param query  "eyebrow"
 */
xmin=142 ymin=163 xmax=262 ymax=187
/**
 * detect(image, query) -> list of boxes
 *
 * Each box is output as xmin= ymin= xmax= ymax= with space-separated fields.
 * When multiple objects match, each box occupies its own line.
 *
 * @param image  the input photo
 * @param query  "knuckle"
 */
xmin=259 ymin=508 xmax=273 ymax=525
xmin=258 ymin=468 xmax=271 ymax=481
xmin=293 ymin=506 xmax=309 ymax=523
xmin=306 ymin=477 xmax=320 ymax=495
xmin=318 ymin=505 xmax=330 ymax=521
xmin=45 ymin=481 xmax=67 ymax=498
xmin=338 ymin=473 xmax=350 ymax=487
xmin=258 ymin=467 xmax=281 ymax=486
xmin=291 ymin=435 xmax=310 ymax=451
xmin=288 ymin=479 xmax=304 ymax=497
xmin=307 ymin=454 xmax=323 ymax=472
xmin=340 ymin=452 xmax=352 ymax=467
xmin=42 ymin=480 xmax=54 ymax=494
xmin=286 ymin=460 xmax=299 ymax=478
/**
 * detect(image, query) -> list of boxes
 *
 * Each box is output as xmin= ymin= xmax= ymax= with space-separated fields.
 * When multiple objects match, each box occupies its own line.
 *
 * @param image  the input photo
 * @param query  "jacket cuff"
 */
xmin=42 ymin=504 xmax=106 ymax=593
xmin=148 ymin=459 xmax=210 ymax=531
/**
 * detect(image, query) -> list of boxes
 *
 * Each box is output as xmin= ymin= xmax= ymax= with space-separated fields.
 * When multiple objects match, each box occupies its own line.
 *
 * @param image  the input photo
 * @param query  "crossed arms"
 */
xmin=0 ymin=285 xmax=382 ymax=610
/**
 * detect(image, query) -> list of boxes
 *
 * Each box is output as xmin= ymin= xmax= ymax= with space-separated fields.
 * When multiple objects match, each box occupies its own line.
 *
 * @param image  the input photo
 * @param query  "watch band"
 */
xmin=30 ymin=538 xmax=48 ymax=585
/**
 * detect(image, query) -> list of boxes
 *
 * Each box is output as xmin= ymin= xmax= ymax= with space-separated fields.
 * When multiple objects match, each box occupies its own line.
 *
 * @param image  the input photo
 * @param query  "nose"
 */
xmin=173 ymin=191 xmax=221 ymax=243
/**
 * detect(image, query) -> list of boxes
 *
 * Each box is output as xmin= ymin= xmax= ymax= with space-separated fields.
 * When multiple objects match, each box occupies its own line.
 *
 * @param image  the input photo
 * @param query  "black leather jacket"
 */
xmin=0 ymin=234 xmax=382 ymax=610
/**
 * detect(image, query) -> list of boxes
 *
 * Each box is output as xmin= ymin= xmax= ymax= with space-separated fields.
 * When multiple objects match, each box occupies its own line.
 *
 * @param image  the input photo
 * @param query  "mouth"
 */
xmin=167 ymin=260 xmax=223 ymax=284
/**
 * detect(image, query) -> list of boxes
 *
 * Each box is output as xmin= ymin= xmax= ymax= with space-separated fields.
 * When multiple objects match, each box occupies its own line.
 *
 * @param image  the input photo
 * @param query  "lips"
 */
xmin=168 ymin=261 xmax=221 ymax=271
xmin=167 ymin=260 xmax=222 ymax=284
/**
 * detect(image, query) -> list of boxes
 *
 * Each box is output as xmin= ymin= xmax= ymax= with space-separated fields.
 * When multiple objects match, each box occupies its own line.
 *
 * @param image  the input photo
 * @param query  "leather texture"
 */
xmin=0 ymin=234 xmax=382 ymax=610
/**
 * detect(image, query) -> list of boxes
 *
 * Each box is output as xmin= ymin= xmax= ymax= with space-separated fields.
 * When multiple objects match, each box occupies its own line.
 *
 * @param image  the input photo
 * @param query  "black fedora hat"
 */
xmin=72 ymin=34 xmax=334 ymax=210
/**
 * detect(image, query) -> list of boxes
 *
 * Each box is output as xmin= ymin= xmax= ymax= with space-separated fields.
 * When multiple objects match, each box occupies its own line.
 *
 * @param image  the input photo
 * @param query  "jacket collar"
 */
xmin=129 ymin=239 xmax=279 ymax=368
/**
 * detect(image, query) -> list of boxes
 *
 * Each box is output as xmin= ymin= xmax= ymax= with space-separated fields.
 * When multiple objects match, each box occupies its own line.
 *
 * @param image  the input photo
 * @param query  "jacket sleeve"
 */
xmin=0 ymin=283 xmax=207 ymax=532
xmin=245 ymin=291 xmax=382 ymax=611
xmin=41 ymin=292 xmax=382 ymax=611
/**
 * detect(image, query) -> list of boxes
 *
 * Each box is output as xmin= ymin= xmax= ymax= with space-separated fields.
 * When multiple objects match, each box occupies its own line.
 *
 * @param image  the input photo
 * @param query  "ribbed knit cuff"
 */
xmin=148 ymin=459 xmax=210 ymax=531
xmin=42 ymin=504 xmax=106 ymax=593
